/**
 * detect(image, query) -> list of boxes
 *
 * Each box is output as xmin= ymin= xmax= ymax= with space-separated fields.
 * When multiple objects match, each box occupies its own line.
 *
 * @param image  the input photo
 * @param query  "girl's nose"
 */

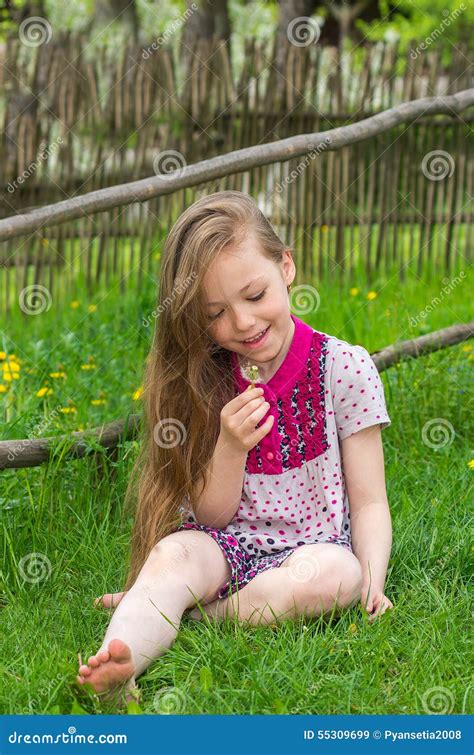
xmin=232 ymin=311 xmax=256 ymax=332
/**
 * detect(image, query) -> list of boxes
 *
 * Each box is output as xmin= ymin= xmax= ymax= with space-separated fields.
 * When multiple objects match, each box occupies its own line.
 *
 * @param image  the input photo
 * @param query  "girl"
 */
xmin=77 ymin=190 xmax=394 ymax=702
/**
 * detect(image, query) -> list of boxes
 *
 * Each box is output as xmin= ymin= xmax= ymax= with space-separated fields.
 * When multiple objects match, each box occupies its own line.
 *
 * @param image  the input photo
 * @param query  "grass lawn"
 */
xmin=0 ymin=262 xmax=472 ymax=715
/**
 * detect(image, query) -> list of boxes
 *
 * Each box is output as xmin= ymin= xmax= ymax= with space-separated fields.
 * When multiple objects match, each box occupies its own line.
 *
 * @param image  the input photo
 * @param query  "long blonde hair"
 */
xmin=122 ymin=190 xmax=289 ymax=590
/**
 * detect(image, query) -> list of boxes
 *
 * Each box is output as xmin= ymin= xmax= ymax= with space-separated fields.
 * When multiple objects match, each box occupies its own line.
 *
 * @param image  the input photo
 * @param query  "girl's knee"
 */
xmin=290 ymin=548 xmax=363 ymax=612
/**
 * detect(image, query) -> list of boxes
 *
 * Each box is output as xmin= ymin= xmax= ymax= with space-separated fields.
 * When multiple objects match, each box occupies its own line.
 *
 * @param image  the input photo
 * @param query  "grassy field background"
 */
xmin=0 ymin=260 xmax=472 ymax=715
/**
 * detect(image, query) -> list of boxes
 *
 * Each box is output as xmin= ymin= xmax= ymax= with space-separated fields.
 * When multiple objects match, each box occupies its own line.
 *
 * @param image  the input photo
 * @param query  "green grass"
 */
xmin=0 ymin=263 xmax=473 ymax=715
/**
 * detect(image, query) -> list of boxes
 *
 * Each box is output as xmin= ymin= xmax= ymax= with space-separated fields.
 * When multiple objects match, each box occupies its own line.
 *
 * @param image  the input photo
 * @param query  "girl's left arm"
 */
xmin=341 ymin=425 xmax=394 ymax=621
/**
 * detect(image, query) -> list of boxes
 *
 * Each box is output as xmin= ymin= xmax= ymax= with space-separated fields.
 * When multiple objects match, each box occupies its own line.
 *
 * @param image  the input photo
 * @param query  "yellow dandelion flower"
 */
xmin=349 ymin=287 xmax=359 ymax=296
xmin=91 ymin=399 xmax=106 ymax=405
xmin=367 ymin=291 xmax=378 ymax=301
xmin=0 ymin=352 xmax=5 ymax=360
xmin=88 ymin=304 xmax=97 ymax=313
xmin=462 ymin=344 xmax=471 ymax=353
xmin=80 ymin=363 xmax=97 ymax=370
xmin=37 ymin=387 xmax=53 ymax=397
xmin=132 ymin=386 xmax=143 ymax=401
xmin=70 ymin=301 xmax=80 ymax=309
xmin=59 ymin=406 xmax=77 ymax=414
xmin=0 ymin=384 xmax=7 ymax=393
xmin=468 ymin=459 xmax=474 ymax=470
xmin=2 ymin=370 xmax=19 ymax=382
xmin=49 ymin=371 xmax=66 ymax=379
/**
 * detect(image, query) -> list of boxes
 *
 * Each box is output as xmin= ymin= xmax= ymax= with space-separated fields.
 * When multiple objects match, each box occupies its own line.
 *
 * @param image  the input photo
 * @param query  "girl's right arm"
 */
xmin=192 ymin=387 xmax=274 ymax=528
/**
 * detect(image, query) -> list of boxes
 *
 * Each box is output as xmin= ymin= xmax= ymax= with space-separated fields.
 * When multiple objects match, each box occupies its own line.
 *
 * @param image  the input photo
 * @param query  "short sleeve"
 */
xmin=329 ymin=342 xmax=391 ymax=440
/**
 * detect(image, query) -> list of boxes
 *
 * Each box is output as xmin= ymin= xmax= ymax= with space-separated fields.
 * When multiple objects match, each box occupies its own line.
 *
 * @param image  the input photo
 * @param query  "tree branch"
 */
xmin=1 ymin=321 xmax=472 ymax=469
xmin=0 ymin=90 xmax=472 ymax=242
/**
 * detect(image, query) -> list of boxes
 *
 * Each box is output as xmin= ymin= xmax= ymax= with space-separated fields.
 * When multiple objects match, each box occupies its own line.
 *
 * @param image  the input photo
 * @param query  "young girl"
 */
xmin=77 ymin=190 xmax=394 ymax=702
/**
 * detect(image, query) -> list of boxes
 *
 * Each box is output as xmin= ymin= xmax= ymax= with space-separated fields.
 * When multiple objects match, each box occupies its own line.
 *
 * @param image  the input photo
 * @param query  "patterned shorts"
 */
xmin=176 ymin=521 xmax=353 ymax=600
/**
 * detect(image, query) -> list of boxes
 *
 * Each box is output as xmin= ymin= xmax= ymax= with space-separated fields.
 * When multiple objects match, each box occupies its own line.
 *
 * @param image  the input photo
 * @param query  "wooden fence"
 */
xmin=0 ymin=33 xmax=473 ymax=306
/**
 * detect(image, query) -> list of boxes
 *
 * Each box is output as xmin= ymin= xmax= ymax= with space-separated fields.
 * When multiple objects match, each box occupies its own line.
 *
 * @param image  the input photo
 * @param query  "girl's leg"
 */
xmin=77 ymin=530 xmax=231 ymax=694
xmin=189 ymin=543 xmax=363 ymax=625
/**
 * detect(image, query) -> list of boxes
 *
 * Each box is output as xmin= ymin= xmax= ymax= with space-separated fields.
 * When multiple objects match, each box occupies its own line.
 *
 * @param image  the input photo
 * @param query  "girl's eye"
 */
xmin=209 ymin=290 xmax=266 ymax=321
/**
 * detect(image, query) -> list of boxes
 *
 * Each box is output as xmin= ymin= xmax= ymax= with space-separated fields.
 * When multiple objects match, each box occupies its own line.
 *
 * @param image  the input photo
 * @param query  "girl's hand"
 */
xmin=360 ymin=582 xmax=394 ymax=623
xmin=219 ymin=387 xmax=274 ymax=454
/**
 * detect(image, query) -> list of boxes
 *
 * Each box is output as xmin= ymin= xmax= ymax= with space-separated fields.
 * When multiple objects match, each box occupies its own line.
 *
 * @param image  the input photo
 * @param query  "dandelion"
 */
xmin=91 ymin=399 xmax=106 ymax=405
xmin=461 ymin=345 xmax=471 ymax=353
xmin=70 ymin=301 xmax=80 ymax=309
xmin=367 ymin=291 xmax=378 ymax=301
xmin=59 ymin=406 xmax=77 ymax=414
xmin=36 ymin=387 xmax=53 ymax=397
xmin=132 ymin=386 xmax=143 ymax=400
xmin=349 ymin=287 xmax=359 ymax=296
xmin=87 ymin=304 xmax=97 ymax=313
xmin=0 ymin=352 xmax=5 ymax=360
xmin=49 ymin=371 xmax=66 ymax=379
xmin=468 ymin=459 xmax=474 ymax=470
xmin=0 ymin=384 xmax=7 ymax=393
xmin=80 ymin=363 xmax=96 ymax=370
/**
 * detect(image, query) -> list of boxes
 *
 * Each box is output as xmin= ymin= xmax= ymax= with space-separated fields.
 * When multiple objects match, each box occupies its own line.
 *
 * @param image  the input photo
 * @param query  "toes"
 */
xmin=79 ymin=665 xmax=92 ymax=676
xmin=108 ymin=638 xmax=132 ymax=663
xmin=97 ymin=650 xmax=110 ymax=663
xmin=88 ymin=656 xmax=100 ymax=667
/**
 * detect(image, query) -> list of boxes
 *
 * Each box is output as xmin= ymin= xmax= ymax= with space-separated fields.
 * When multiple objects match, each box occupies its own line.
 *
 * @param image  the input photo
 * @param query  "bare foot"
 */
xmin=76 ymin=638 xmax=136 ymax=698
xmin=93 ymin=591 xmax=127 ymax=609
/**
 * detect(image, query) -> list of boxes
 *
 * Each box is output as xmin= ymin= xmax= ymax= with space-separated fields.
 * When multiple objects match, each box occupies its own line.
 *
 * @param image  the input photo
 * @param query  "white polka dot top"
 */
xmin=183 ymin=313 xmax=391 ymax=557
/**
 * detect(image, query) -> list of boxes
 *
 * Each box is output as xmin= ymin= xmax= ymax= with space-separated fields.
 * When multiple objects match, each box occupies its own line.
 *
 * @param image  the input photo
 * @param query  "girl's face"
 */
xmin=203 ymin=234 xmax=295 ymax=361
